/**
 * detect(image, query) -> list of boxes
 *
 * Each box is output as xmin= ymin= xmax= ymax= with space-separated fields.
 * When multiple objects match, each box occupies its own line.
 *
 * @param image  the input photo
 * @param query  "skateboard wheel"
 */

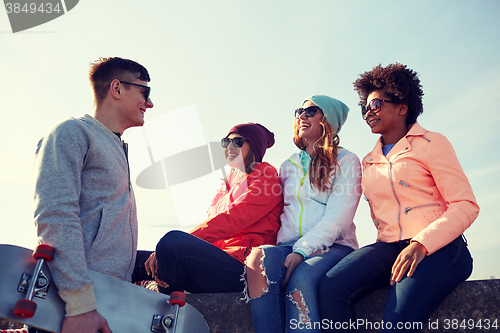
xmin=13 ymin=299 xmax=37 ymax=318
xmin=33 ymin=244 xmax=54 ymax=262
xmin=169 ymin=291 xmax=186 ymax=307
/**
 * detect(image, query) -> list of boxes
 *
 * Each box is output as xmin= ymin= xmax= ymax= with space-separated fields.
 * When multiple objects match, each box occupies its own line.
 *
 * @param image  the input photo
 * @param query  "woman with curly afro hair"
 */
xmin=317 ymin=64 xmax=479 ymax=332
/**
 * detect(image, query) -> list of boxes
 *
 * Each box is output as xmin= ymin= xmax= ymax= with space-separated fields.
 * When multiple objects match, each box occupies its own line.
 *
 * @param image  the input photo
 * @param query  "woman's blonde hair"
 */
xmin=293 ymin=114 xmax=339 ymax=192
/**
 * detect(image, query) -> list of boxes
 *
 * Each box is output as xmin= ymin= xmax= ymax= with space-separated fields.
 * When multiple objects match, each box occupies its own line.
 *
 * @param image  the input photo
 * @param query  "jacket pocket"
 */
xmin=90 ymin=206 xmax=107 ymax=251
xmin=399 ymin=180 xmax=433 ymax=196
xmin=404 ymin=203 xmax=440 ymax=215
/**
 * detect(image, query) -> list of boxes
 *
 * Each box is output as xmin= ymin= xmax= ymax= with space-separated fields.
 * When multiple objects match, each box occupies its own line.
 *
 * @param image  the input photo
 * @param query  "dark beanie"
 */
xmin=226 ymin=123 xmax=275 ymax=162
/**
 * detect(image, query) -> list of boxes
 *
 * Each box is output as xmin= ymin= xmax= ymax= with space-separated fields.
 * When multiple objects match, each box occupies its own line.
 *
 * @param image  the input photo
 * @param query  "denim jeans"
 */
xmin=317 ymin=236 xmax=472 ymax=332
xmin=249 ymin=244 xmax=354 ymax=333
xmin=134 ymin=230 xmax=245 ymax=294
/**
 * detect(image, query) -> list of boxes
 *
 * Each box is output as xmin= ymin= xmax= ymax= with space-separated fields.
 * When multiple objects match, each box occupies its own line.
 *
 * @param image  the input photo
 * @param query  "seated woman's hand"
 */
xmin=145 ymin=252 xmax=169 ymax=288
xmin=390 ymin=241 xmax=428 ymax=285
xmin=282 ymin=252 xmax=305 ymax=287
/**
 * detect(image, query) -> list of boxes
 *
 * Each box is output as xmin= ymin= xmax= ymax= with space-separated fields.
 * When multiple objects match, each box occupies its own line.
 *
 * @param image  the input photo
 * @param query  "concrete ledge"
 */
xmin=2 ymin=280 xmax=498 ymax=332
xmin=185 ymin=279 xmax=499 ymax=333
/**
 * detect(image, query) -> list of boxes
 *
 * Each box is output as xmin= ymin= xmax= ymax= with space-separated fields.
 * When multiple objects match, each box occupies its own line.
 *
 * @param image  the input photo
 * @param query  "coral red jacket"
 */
xmin=362 ymin=123 xmax=479 ymax=255
xmin=190 ymin=162 xmax=283 ymax=263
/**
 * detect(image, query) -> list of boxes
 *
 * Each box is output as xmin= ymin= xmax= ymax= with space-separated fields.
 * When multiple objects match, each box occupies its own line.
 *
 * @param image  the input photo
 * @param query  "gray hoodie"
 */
xmin=33 ymin=114 xmax=138 ymax=316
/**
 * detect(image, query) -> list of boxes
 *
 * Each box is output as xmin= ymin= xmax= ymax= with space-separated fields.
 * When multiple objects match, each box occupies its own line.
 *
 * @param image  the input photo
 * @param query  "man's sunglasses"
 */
xmin=120 ymin=81 xmax=151 ymax=102
xmin=361 ymin=98 xmax=395 ymax=120
xmin=221 ymin=137 xmax=248 ymax=148
xmin=294 ymin=106 xmax=322 ymax=119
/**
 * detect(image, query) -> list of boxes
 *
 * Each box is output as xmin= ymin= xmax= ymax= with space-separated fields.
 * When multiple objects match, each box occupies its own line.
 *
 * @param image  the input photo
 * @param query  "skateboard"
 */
xmin=0 ymin=244 xmax=209 ymax=333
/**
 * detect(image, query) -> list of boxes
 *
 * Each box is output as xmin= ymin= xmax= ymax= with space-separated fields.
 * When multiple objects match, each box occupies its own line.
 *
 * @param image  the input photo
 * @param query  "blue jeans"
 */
xmin=317 ymin=237 xmax=472 ymax=332
xmin=133 ymin=230 xmax=245 ymax=294
xmin=249 ymin=244 xmax=354 ymax=333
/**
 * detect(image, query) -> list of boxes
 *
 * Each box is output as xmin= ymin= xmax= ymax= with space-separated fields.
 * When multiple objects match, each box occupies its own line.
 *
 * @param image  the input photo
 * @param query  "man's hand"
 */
xmin=144 ymin=251 xmax=168 ymax=288
xmin=61 ymin=310 xmax=111 ymax=333
xmin=282 ymin=252 xmax=304 ymax=287
xmin=390 ymin=241 xmax=427 ymax=285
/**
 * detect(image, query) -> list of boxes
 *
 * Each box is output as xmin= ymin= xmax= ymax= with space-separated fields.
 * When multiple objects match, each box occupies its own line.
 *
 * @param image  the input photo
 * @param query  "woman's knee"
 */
xmin=246 ymin=246 xmax=288 ymax=298
xmin=246 ymin=247 xmax=265 ymax=271
xmin=246 ymin=248 xmax=267 ymax=283
xmin=156 ymin=230 xmax=192 ymax=258
xmin=317 ymin=264 xmax=350 ymax=300
xmin=246 ymin=245 xmax=284 ymax=273
xmin=245 ymin=247 xmax=269 ymax=298
xmin=317 ymin=273 xmax=335 ymax=296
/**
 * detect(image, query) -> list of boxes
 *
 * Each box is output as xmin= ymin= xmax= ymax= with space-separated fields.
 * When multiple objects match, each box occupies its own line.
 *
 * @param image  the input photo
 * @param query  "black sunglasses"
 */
xmin=361 ymin=98 xmax=395 ymax=120
xmin=221 ymin=137 xmax=248 ymax=148
xmin=120 ymin=81 xmax=151 ymax=102
xmin=295 ymin=106 xmax=322 ymax=119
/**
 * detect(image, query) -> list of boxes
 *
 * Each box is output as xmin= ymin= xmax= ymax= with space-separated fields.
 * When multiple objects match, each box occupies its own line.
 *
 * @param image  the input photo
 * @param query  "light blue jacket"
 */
xmin=277 ymin=148 xmax=361 ymax=257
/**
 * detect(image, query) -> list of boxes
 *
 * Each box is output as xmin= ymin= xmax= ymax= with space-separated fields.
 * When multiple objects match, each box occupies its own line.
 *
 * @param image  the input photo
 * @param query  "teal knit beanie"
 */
xmin=303 ymin=95 xmax=349 ymax=134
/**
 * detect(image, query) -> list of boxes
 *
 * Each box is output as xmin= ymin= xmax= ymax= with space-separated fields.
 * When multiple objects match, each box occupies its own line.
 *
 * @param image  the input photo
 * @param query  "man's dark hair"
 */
xmin=353 ymin=63 xmax=424 ymax=125
xmin=89 ymin=57 xmax=150 ymax=104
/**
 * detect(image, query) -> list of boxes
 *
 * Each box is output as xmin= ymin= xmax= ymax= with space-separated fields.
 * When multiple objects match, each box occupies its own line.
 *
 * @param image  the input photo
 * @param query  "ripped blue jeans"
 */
xmin=248 ymin=244 xmax=353 ymax=333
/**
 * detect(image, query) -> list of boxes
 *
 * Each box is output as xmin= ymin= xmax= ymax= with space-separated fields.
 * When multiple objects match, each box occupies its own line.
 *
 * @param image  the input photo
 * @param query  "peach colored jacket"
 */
xmin=361 ymin=123 xmax=479 ymax=255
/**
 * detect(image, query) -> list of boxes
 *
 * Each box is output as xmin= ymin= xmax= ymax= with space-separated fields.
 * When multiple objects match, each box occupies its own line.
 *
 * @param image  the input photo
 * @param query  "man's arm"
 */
xmin=33 ymin=120 xmax=98 ymax=317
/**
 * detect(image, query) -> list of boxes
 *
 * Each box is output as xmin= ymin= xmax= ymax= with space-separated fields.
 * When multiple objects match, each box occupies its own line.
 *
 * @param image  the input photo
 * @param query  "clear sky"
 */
xmin=1 ymin=0 xmax=498 ymax=280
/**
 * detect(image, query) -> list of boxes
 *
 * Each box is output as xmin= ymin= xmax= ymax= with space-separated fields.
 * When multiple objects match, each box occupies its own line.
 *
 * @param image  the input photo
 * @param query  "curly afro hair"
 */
xmin=353 ymin=63 xmax=424 ymax=125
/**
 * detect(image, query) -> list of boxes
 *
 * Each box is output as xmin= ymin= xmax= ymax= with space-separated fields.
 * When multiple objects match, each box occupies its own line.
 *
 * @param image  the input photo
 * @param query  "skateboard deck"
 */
xmin=0 ymin=244 xmax=209 ymax=332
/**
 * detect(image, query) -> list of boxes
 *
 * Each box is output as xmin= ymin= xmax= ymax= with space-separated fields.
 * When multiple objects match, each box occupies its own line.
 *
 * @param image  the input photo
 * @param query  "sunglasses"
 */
xmin=295 ymin=106 xmax=322 ymax=119
xmin=120 ymin=81 xmax=151 ymax=102
xmin=361 ymin=98 xmax=395 ymax=120
xmin=221 ymin=137 xmax=248 ymax=148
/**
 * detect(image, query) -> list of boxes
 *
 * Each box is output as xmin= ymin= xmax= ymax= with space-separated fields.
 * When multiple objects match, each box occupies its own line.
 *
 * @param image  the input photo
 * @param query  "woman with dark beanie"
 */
xmin=135 ymin=123 xmax=283 ymax=294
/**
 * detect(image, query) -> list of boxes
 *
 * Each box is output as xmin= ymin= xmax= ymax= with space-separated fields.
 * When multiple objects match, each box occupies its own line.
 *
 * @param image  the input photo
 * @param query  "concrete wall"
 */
xmin=185 ymin=279 xmax=499 ymax=333
xmin=2 ymin=279 xmax=498 ymax=332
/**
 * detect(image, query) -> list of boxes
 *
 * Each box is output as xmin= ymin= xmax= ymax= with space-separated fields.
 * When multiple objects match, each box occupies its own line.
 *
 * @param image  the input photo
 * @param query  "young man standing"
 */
xmin=32 ymin=57 xmax=153 ymax=333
